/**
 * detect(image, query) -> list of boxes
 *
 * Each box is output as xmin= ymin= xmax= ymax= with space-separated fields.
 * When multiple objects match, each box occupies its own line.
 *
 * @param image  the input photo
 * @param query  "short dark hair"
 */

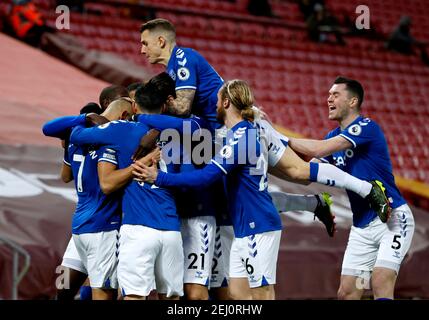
xmin=99 ymin=85 xmax=129 ymax=110
xmin=80 ymin=102 xmax=102 ymax=115
xmin=147 ymin=72 xmax=176 ymax=99
xmin=134 ymin=73 xmax=176 ymax=113
xmin=333 ymin=76 xmax=364 ymax=108
xmin=140 ymin=18 xmax=176 ymax=36
xmin=134 ymin=88 xmax=153 ymax=112
xmin=127 ymin=82 xmax=143 ymax=93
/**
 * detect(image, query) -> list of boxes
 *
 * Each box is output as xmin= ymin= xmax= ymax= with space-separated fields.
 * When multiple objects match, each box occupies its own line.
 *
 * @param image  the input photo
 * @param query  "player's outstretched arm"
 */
xmin=42 ymin=114 xmax=86 ymax=139
xmin=289 ymin=136 xmax=352 ymax=158
xmin=98 ymin=148 xmax=160 ymax=195
xmin=69 ymin=124 xmax=115 ymax=146
xmin=132 ymin=161 xmax=224 ymax=188
xmin=166 ymin=89 xmax=195 ymax=117
xmin=134 ymin=114 xmax=189 ymax=132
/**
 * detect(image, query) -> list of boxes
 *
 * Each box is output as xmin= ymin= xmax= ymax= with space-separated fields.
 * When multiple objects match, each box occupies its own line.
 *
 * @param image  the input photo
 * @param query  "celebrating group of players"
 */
xmin=42 ymin=18 xmax=415 ymax=300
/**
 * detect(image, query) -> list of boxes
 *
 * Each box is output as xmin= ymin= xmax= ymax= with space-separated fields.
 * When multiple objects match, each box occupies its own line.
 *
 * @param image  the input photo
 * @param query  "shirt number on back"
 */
xmin=255 ymin=155 xmax=268 ymax=191
xmin=73 ymin=154 xmax=85 ymax=192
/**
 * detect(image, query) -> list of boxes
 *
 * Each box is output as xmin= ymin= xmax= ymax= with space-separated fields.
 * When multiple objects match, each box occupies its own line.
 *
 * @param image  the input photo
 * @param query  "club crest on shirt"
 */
xmin=348 ymin=124 xmax=362 ymax=136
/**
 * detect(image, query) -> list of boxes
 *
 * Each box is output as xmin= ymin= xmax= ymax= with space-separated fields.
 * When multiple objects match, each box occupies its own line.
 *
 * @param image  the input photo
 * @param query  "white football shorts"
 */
xmin=182 ymin=216 xmax=216 ymax=286
xmin=118 ymin=224 xmax=184 ymax=298
xmin=210 ymin=225 xmax=234 ymax=288
xmin=342 ymin=204 xmax=415 ymax=279
xmin=73 ymin=229 xmax=119 ymax=289
xmin=229 ymin=230 xmax=281 ymax=288
xmin=61 ymin=236 xmax=87 ymax=275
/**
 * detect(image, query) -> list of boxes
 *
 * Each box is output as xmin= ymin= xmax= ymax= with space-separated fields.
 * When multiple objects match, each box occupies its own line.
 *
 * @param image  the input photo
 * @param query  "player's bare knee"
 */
xmin=228 ymin=286 xmax=252 ymax=300
xmin=337 ymin=288 xmax=355 ymax=300
xmin=337 ymin=285 xmax=360 ymax=300
xmin=251 ymin=285 xmax=274 ymax=300
xmin=371 ymin=271 xmax=396 ymax=298
xmin=184 ymin=285 xmax=209 ymax=300
xmin=337 ymin=287 xmax=348 ymax=300
xmin=92 ymin=288 xmax=115 ymax=300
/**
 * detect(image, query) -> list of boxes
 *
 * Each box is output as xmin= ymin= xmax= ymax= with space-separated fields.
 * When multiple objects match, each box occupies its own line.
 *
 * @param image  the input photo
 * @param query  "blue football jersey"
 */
xmin=135 ymin=113 xmax=217 ymax=218
xmin=156 ymin=120 xmax=282 ymax=238
xmin=166 ymin=46 xmax=224 ymax=132
xmin=322 ymin=116 xmax=406 ymax=228
xmin=66 ymin=144 xmax=121 ymax=234
xmin=70 ymin=120 xmax=180 ymax=231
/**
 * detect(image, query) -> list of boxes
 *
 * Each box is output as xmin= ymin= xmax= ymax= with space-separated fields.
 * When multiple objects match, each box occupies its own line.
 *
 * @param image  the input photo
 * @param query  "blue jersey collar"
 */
xmin=341 ymin=115 xmax=363 ymax=131
xmin=167 ymin=45 xmax=179 ymax=67
xmin=230 ymin=120 xmax=250 ymax=131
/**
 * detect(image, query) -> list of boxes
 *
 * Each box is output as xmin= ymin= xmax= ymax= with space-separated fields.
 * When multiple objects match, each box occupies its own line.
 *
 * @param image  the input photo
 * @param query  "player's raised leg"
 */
xmin=270 ymin=191 xmax=336 ymax=237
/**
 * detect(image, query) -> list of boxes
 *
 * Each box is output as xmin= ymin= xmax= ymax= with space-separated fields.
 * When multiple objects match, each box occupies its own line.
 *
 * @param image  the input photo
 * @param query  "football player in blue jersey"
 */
xmin=43 ymin=98 xmax=138 ymax=300
xmin=69 ymin=81 xmax=184 ymax=300
xmin=140 ymin=18 xmax=224 ymax=133
xmin=57 ymin=103 xmax=102 ymax=301
xmin=289 ymin=76 xmax=415 ymax=300
xmin=134 ymin=79 xmax=392 ymax=300
xmin=44 ymin=86 xmax=127 ymax=300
